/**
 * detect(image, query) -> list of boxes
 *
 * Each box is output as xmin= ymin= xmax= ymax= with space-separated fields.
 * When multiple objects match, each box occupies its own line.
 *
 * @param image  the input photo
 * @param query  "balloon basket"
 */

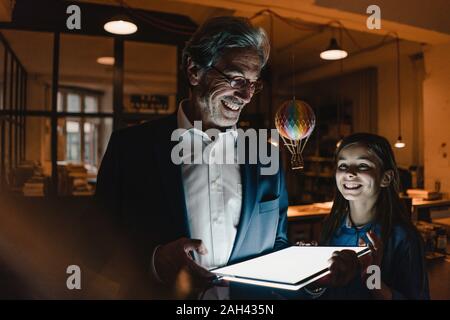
xmin=291 ymin=153 xmax=304 ymax=170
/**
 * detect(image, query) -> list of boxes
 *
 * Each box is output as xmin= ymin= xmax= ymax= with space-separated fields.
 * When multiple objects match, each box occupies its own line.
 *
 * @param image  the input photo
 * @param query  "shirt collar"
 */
xmin=177 ymin=99 xmax=238 ymax=141
xmin=177 ymin=99 xmax=194 ymax=130
xmin=339 ymin=214 xmax=368 ymax=230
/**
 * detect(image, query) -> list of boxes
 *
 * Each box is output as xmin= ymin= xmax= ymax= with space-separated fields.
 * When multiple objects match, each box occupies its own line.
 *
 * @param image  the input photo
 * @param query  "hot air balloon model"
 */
xmin=275 ymin=99 xmax=316 ymax=170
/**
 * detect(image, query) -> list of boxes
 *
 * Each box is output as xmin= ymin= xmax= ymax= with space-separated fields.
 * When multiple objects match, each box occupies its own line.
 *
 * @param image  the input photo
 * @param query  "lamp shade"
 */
xmin=394 ymin=136 xmax=406 ymax=148
xmin=104 ymin=15 xmax=137 ymax=35
xmin=96 ymin=57 xmax=115 ymax=65
xmin=320 ymin=38 xmax=348 ymax=60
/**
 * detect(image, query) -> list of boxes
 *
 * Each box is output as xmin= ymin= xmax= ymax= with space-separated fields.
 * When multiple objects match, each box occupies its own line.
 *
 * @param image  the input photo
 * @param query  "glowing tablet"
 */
xmin=211 ymin=246 xmax=370 ymax=291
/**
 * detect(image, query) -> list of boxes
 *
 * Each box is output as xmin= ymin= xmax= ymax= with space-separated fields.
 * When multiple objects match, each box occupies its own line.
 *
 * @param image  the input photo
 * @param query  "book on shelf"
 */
xmin=23 ymin=190 xmax=45 ymax=197
xmin=23 ymin=185 xmax=44 ymax=188
xmin=73 ymin=178 xmax=87 ymax=187
xmin=23 ymin=190 xmax=44 ymax=196
xmin=72 ymin=190 xmax=94 ymax=196
xmin=12 ymin=161 xmax=47 ymax=196
xmin=68 ymin=172 xmax=88 ymax=178
xmin=22 ymin=177 xmax=46 ymax=197
xmin=58 ymin=163 xmax=93 ymax=196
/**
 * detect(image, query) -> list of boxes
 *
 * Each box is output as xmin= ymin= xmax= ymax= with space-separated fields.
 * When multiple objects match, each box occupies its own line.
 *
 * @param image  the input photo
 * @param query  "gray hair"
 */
xmin=182 ymin=16 xmax=270 ymax=72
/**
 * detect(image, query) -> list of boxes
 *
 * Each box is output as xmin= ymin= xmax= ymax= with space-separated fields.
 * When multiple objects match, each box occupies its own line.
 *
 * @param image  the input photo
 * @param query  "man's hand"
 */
xmin=154 ymin=237 xmax=215 ymax=290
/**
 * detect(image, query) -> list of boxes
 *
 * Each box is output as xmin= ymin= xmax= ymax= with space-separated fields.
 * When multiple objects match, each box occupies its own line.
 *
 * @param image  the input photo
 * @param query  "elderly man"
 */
xmin=94 ymin=16 xmax=358 ymax=299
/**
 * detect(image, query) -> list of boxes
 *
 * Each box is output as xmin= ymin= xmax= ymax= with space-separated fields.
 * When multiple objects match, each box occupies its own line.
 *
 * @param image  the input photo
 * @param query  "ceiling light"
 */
xmin=320 ymin=38 xmax=348 ymax=60
xmin=104 ymin=16 xmax=137 ymax=35
xmin=394 ymin=37 xmax=406 ymax=150
xmin=394 ymin=136 xmax=406 ymax=149
xmin=96 ymin=57 xmax=115 ymax=66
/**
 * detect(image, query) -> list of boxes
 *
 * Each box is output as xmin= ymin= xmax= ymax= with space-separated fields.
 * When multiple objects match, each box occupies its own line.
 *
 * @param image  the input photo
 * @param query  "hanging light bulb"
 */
xmin=394 ymin=37 xmax=406 ymax=150
xmin=104 ymin=15 xmax=137 ymax=35
xmin=320 ymin=38 xmax=348 ymax=60
xmin=96 ymin=57 xmax=115 ymax=65
xmin=395 ymin=136 xmax=406 ymax=149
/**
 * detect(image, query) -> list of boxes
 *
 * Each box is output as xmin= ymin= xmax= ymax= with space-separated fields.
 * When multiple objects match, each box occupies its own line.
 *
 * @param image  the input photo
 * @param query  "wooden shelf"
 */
xmin=303 ymin=172 xmax=334 ymax=178
xmin=304 ymin=156 xmax=334 ymax=162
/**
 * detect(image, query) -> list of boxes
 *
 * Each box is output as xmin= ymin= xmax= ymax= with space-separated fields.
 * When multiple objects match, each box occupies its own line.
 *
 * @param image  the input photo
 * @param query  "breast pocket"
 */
xmin=258 ymin=197 xmax=279 ymax=214
xmin=255 ymin=197 xmax=280 ymax=252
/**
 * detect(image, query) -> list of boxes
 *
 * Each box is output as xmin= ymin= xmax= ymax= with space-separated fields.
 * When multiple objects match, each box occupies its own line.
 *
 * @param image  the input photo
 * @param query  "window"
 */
xmin=66 ymin=120 xmax=80 ymax=162
xmin=57 ymin=88 xmax=104 ymax=170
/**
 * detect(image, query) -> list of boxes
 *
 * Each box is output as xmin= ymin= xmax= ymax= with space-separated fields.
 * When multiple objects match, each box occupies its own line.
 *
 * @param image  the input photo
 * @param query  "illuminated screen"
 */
xmin=212 ymin=246 xmax=370 ymax=291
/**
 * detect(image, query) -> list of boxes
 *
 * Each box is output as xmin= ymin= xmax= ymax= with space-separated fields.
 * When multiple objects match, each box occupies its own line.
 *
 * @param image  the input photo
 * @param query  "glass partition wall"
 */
xmin=0 ymin=33 xmax=28 ymax=193
xmin=0 ymin=28 xmax=182 ymax=197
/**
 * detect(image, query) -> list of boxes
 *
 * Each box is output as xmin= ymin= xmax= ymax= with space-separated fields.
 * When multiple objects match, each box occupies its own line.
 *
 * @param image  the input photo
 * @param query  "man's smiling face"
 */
xmin=191 ymin=47 xmax=262 ymax=129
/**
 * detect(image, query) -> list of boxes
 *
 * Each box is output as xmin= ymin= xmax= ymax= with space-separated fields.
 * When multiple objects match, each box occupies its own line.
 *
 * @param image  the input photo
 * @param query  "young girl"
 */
xmin=319 ymin=133 xmax=429 ymax=300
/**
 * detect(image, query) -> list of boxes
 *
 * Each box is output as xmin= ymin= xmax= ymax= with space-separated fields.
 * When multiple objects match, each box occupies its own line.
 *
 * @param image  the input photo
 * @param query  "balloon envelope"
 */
xmin=275 ymin=100 xmax=316 ymax=141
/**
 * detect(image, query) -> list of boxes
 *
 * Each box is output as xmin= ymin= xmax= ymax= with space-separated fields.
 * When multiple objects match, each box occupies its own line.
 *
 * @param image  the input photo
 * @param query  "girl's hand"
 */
xmin=364 ymin=231 xmax=392 ymax=300
xmin=366 ymin=230 xmax=383 ymax=267
xmin=328 ymin=249 xmax=361 ymax=287
xmin=308 ymin=249 xmax=360 ymax=288
xmin=357 ymin=231 xmax=383 ymax=275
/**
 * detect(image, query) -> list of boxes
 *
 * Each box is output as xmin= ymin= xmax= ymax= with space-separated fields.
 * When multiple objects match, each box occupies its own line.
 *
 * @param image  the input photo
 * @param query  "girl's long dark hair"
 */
xmin=320 ymin=133 xmax=418 ymax=246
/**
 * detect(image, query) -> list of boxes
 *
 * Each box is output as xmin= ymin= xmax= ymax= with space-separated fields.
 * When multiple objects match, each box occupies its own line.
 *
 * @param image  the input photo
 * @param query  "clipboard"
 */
xmin=211 ymin=246 xmax=371 ymax=291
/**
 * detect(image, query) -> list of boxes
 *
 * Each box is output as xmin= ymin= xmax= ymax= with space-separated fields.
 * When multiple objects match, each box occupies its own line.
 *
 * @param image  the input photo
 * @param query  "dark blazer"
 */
xmin=90 ymin=114 xmax=289 ymax=298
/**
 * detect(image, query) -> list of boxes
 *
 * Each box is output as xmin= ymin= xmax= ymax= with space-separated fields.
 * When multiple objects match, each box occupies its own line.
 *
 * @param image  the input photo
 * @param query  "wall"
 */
xmin=376 ymin=54 xmax=423 ymax=169
xmin=0 ymin=0 xmax=13 ymax=22
xmin=422 ymin=42 xmax=450 ymax=195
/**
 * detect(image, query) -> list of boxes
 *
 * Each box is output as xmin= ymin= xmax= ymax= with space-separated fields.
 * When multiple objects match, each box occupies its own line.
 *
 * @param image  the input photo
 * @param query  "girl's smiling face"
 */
xmin=335 ymin=143 xmax=385 ymax=202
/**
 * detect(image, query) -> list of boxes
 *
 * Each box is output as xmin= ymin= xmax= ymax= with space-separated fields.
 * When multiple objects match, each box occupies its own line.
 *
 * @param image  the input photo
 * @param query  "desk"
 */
xmin=287 ymin=199 xmax=450 ymax=243
xmin=412 ymin=198 xmax=450 ymax=208
xmin=288 ymin=198 xmax=450 ymax=222
xmin=412 ymin=199 xmax=450 ymax=221
xmin=427 ymin=242 xmax=450 ymax=299
xmin=287 ymin=203 xmax=331 ymax=242
xmin=287 ymin=203 xmax=331 ymax=221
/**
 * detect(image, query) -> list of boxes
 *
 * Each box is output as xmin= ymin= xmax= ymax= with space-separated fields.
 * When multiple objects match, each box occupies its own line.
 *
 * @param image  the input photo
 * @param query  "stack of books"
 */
xmin=58 ymin=164 xmax=94 ymax=196
xmin=406 ymin=189 xmax=442 ymax=200
xmin=12 ymin=162 xmax=36 ymax=191
xmin=23 ymin=176 xmax=46 ymax=197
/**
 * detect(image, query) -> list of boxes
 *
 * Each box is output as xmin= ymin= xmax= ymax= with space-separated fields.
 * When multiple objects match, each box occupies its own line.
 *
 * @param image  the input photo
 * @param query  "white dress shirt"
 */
xmin=177 ymin=100 xmax=242 ymax=270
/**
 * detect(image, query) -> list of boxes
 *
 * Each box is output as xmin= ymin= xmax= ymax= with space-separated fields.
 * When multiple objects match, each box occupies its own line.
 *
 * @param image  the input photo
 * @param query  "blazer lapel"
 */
xmin=154 ymin=115 xmax=190 ymax=238
xmin=228 ymin=161 xmax=258 ymax=262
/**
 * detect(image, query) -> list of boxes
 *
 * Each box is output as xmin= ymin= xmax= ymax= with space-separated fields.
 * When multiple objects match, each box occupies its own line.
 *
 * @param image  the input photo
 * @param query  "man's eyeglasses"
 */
xmin=210 ymin=66 xmax=263 ymax=94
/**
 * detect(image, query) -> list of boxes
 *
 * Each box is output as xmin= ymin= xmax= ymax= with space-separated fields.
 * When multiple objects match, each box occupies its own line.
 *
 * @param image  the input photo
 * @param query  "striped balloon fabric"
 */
xmin=275 ymin=99 xmax=316 ymax=141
